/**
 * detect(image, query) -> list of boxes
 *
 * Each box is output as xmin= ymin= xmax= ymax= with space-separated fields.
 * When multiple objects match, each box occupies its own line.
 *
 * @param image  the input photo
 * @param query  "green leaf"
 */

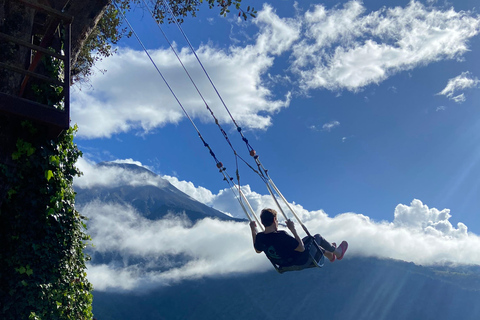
xmin=16 ymin=266 xmax=26 ymax=274
xmin=45 ymin=170 xmax=54 ymax=181
xmin=27 ymin=146 xmax=35 ymax=156
xmin=49 ymin=155 xmax=60 ymax=166
xmin=7 ymin=188 xmax=17 ymax=199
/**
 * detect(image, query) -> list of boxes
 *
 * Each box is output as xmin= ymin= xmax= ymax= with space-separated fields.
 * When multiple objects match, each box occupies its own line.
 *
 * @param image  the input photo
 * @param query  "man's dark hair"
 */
xmin=260 ymin=208 xmax=277 ymax=227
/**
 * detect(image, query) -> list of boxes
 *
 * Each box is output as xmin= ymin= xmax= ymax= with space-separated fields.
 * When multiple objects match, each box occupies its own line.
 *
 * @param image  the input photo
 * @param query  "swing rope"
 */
xmin=115 ymin=3 xmax=262 ymax=229
xmin=138 ymin=0 xmax=267 ymax=228
xmin=159 ymin=0 xmax=312 ymax=236
xmin=117 ymin=5 xmax=324 ymax=273
xmin=140 ymin=0 xmax=264 ymax=184
xmin=160 ymin=0 xmax=254 ymax=154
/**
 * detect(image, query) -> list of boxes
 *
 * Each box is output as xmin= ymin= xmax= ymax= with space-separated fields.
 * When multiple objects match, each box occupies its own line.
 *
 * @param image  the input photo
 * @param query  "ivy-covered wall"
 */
xmin=0 ymin=121 xmax=93 ymax=320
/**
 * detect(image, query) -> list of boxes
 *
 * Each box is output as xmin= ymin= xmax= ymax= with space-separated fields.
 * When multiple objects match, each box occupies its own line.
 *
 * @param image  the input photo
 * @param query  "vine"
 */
xmin=31 ymin=54 xmax=65 ymax=109
xmin=0 ymin=122 xmax=93 ymax=320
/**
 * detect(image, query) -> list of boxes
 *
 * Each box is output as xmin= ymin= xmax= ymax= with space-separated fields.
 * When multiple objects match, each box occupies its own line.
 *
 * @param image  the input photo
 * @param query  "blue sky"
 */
xmin=71 ymin=0 xmax=480 ymax=289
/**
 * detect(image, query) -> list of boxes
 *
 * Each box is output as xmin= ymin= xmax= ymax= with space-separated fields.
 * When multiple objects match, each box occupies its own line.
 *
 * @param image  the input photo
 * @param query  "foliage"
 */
xmin=73 ymin=0 xmax=256 ymax=83
xmin=0 ymin=123 xmax=93 ymax=320
xmin=72 ymin=4 xmax=126 ymax=83
xmin=31 ymin=54 xmax=65 ymax=109
xmin=128 ymin=0 xmax=258 ymax=24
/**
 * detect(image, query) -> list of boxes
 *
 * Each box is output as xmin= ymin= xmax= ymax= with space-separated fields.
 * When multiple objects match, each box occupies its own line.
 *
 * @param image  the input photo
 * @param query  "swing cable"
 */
xmin=138 ymin=0 xmax=272 ymax=225
xmin=119 ymin=4 xmax=324 ymax=273
xmin=159 ymin=0 xmax=255 ymax=155
xmin=159 ymin=0 xmax=313 ymax=236
xmin=140 ymin=0 xmax=265 ymax=185
xmin=115 ymin=3 xmax=263 ymax=229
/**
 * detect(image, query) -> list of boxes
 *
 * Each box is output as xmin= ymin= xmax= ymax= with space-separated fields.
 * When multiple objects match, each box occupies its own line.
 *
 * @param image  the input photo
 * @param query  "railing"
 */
xmin=0 ymin=0 xmax=73 ymax=136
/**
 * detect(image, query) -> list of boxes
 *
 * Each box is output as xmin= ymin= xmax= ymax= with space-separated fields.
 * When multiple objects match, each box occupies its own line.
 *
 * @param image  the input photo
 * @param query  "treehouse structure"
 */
xmin=0 ymin=0 xmax=72 ymax=138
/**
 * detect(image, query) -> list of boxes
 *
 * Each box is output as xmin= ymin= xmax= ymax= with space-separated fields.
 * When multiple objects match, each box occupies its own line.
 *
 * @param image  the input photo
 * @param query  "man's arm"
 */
xmin=286 ymin=220 xmax=305 ymax=252
xmin=250 ymin=221 xmax=262 ymax=253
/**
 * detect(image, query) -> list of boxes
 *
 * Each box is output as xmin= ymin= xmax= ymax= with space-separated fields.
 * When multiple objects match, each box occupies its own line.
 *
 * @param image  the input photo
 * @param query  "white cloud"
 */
xmin=291 ymin=1 xmax=480 ymax=91
xmin=82 ymin=201 xmax=267 ymax=291
xmin=71 ymin=1 xmax=479 ymax=139
xmin=253 ymin=4 xmax=301 ymax=55
xmin=393 ymin=199 xmax=468 ymax=238
xmin=308 ymin=120 xmax=341 ymax=132
xmin=322 ymin=120 xmax=340 ymax=131
xmin=162 ymin=174 xmax=216 ymax=205
xmin=82 ymin=196 xmax=480 ymax=292
xmin=437 ymin=71 xmax=480 ymax=102
xmin=74 ymin=157 xmax=168 ymax=189
xmin=452 ymin=93 xmax=466 ymax=103
xmin=71 ymin=7 xmax=296 ymax=139
xmin=110 ymin=158 xmax=145 ymax=167
xmin=76 ymin=160 xmax=480 ymax=292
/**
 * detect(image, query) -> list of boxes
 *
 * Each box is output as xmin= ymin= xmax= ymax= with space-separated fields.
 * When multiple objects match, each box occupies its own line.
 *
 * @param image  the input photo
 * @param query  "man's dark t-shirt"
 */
xmin=254 ymin=231 xmax=309 ymax=267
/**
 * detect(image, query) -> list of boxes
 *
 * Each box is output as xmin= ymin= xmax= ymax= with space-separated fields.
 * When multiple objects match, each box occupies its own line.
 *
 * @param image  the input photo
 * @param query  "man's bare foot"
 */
xmin=326 ymin=242 xmax=336 ymax=262
xmin=325 ymin=251 xmax=335 ymax=262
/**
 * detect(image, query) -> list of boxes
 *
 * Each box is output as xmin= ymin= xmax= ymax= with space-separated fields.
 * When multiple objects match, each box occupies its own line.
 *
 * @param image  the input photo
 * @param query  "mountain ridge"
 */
xmin=76 ymin=162 xmax=480 ymax=319
xmin=91 ymin=256 xmax=480 ymax=320
xmin=75 ymin=162 xmax=239 ymax=222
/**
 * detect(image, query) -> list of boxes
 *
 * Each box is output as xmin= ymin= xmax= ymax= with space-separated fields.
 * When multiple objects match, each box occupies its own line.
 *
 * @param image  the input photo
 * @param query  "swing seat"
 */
xmin=273 ymin=236 xmax=325 ymax=274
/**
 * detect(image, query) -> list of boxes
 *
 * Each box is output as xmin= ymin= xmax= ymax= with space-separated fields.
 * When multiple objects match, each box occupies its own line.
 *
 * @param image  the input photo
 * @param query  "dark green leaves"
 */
xmin=1 ymin=124 xmax=93 ymax=320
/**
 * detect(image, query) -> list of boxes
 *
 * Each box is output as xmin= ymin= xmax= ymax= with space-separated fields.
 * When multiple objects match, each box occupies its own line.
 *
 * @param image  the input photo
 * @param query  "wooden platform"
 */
xmin=0 ymin=0 xmax=72 ymax=138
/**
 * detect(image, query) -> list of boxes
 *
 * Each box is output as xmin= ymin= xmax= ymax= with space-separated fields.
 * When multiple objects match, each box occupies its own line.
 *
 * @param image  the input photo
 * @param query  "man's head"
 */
xmin=260 ymin=208 xmax=278 ymax=228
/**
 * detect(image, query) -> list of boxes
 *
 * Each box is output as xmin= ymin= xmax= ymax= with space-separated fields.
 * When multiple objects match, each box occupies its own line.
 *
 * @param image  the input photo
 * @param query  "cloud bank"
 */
xmin=71 ymin=1 xmax=480 ymax=139
xmin=75 ymin=160 xmax=480 ymax=292
xmin=292 ymin=1 xmax=480 ymax=91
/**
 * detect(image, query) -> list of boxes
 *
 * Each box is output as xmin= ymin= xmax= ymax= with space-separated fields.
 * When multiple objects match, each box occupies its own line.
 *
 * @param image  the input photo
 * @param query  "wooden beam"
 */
xmin=0 ymin=32 xmax=66 ymax=61
xmin=0 ymin=92 xmax=69 ymax=129
xmin=63 ymin=22 xmax=71 ymax=118
xmin=0 ymin=62 xmax=64 ymax=86
xmin=17 ymin=0 xmax=73 ymax=23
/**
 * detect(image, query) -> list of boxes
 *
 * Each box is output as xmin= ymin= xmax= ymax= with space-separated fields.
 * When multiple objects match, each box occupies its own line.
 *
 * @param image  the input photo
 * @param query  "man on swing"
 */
xmin=250 ymin=208 xmax=348 ymax=269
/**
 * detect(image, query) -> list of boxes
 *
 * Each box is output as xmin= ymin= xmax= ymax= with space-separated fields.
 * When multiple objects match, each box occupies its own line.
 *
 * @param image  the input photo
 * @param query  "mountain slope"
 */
xmin=75 ymin=162 xmax=236 ymax=222
xmin=92 ymin=257 xmax=480 ymax=320
xmin=76 ymin=162 xmax=480 ymax=320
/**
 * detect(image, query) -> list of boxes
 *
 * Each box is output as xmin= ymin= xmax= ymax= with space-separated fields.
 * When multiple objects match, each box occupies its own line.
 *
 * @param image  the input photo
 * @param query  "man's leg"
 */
xmin=311 ymin=234 xmax=335 ymax=261
xmin=313 ymin=234 xmax=336 ymax=252
xmin=313 ymin=234 xmax=348 ymax=260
